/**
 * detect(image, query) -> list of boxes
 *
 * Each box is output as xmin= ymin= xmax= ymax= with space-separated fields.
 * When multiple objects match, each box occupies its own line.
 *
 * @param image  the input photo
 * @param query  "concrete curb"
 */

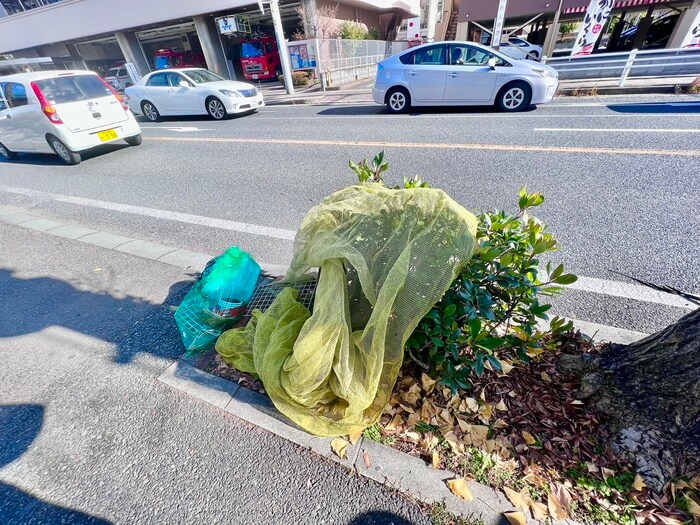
xmin=557 ymin=86 xmax=679 ymax=96
xmin=158 ymin=359 xmax=578 ymax=525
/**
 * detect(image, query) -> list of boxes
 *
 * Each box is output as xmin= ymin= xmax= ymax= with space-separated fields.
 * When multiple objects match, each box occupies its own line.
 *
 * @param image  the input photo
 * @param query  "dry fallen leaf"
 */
xmin=447 ymin=478 xmax=473 ymax=501
xmin=504 ymin=487 xmax=526 ymax=510
xmin=522 ymin=431 xmax=537 ymax=445
xmin=330 ymin=438 xmax=349 ymax=460
xmin=687 ymin=498 xmax=700 ymax=519
xmin=530 ymin=499 xmax=549 ymax=520
xmin=548 ymin=492 xmax=568 ymax=520
xmin=348 ymin=431 xmax=362 ymax=445
xmin=503 ymin=511 xmax=527 ymax=525
xmin=633 ymin=473 xmax=646 ymax=491
xmin=363 ymin=450 xmax=371 ymax=468
xmin=421 ymin=372 xmax=438 ymax=393
xmin=496 ymin=399 xmax=508 ymax=412
xmin=541 ymin=371 xmax=552 ymax=382
xmin=432 ymin=450 xmax=440 ymax=469
xmin=601 ymin=467 xmax=615 ymax=482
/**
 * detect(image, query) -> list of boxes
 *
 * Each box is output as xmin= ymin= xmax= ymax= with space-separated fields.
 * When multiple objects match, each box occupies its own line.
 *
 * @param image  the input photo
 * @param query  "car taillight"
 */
xmin=30 ymin=82 xmax=63 ymax=124
xmin=97 ymin=76 xmax=129 ymax=111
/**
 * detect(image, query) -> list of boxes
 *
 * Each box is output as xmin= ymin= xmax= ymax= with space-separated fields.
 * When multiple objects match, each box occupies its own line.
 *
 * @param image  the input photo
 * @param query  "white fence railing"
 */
xmin=312 ymin=39 xmax=410 ymax=88
xmin=543 ymin=47 xmax=700 ymax=85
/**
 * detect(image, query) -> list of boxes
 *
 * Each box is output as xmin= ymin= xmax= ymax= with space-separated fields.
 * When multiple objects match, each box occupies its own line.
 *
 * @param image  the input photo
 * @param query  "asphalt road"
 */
xmin=0 ymin=94 xmax=697 ymax=333
xmin=0 ymin=94 xmax=698 ymax=524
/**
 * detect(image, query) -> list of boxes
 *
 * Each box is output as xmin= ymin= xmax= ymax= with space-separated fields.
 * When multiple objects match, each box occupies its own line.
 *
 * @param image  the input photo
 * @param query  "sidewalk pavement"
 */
xmin=258 ymin=75 xmax=699 ymax=106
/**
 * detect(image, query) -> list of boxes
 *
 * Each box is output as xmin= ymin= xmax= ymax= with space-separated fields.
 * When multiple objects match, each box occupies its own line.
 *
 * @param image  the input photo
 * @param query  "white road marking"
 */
xmin=535 ymin=127 xmax=700 ymax=133
xmin=140 ymin=126 xmax=210 ymax=132
xmin=0 ymin=185 xmax=694 ymax=311
xmin=0 ymin=185 xmax=297 ymax=241
xmin=566 ymin=275 xmax=695 ymax=310
xmin=246 ymin=113 xmax=700 ymax=121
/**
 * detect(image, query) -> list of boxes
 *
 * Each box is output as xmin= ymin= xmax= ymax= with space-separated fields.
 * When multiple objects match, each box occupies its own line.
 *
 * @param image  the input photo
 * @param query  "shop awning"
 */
xmin=564 ymin=0 xmax=671 ymax=15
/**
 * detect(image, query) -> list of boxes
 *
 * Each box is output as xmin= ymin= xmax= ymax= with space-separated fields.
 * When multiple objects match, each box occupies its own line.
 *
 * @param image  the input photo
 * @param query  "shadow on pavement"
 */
xmin=607 ymin=101 xmax=700 ymax=114
xmin=0 ymin=268 xmax=193 ymax=364
xmin=0 ymin=404 xmax=112 ymax=524
xmin=348 ymin=511 xmax=418 ymax=525
xmin=0 ymin=143 xmax=132 ymax=167
xmin=317 ymin=104 xmax=534 ymax=116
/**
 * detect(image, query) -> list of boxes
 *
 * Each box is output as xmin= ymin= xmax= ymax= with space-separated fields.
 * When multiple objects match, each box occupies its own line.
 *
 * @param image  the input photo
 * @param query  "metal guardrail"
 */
xmin=543 ymin=47 xmax=700 ymax=85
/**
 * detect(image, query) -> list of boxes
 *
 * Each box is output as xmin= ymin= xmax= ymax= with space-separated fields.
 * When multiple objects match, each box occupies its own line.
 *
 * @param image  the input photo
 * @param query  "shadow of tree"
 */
xmin=0 ymin=267 xmax=193 ymax=365
xmin=0 ymin=404 xmax=112 ymax=524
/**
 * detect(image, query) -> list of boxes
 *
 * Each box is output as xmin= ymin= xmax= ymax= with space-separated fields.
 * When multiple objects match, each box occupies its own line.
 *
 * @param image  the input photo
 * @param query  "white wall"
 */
xmin=0 ymin=0 xmax=256 ymax=53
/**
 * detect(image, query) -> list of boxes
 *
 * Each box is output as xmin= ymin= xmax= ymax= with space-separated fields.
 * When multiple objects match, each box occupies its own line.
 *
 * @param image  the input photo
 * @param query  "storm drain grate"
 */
xmin=244 ymin=275 xmax=317 ymax=318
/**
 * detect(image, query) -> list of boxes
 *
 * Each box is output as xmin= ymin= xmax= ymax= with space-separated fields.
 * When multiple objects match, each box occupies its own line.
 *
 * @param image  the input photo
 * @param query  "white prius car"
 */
xmin=372 ymin=41 xmax=558 ymax=113
xmin=0 ymin=70 xmax=142 ymax=165
xmin=125 ymin=68 xmax=264 ymax=121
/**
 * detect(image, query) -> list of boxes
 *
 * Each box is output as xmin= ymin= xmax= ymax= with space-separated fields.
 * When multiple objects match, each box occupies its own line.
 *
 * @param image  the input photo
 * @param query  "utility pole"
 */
xmin=543 ymin=0 xmax=564 ymax=58
xmin=492 ymin=0 xmax=509 ymax=50
xmin=264 ymin=0 xmax=295 ymax=94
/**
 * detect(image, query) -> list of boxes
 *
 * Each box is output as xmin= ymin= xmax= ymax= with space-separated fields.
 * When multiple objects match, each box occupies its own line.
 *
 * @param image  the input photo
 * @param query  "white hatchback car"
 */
xmin=0 ymin=70 xmax=142 ymax=165
xmin=373 ymin=41 xmax=558 ymax=113
xmin=125 ymin=68 xmax=264 ymax=122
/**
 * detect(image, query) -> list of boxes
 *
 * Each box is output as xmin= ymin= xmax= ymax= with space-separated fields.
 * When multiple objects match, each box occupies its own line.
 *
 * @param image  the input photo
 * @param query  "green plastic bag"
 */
xmin=175 ymin=246 xmax=261 ymax=353
xmin=216 ymin=185 xmax=477 ymax=436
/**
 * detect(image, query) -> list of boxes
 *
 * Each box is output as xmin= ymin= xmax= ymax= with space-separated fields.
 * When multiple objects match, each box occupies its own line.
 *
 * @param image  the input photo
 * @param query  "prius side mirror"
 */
xmin=488 ymin=57 xmax=497 ymax=69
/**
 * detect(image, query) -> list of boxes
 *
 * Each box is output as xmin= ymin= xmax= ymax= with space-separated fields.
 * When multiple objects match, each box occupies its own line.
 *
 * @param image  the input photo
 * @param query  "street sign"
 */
xmin=124 ymin=63 xmax=141 ymax=85
xmin=491 ymin=0 xmax=509 ymax=49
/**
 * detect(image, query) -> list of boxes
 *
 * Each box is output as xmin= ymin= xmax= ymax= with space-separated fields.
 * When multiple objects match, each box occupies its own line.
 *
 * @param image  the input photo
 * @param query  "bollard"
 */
xmin=618 ymin=48 xmax=638 ymax=87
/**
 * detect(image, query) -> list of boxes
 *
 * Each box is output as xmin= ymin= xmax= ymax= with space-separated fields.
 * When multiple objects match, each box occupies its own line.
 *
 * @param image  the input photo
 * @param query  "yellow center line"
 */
xmin=145 ymin=136 xmax=700 ymax=157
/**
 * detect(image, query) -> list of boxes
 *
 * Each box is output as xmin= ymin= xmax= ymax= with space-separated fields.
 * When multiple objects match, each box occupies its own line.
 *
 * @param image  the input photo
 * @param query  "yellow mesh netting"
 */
xmin=216 ymin=184 xmax=478 ymax=436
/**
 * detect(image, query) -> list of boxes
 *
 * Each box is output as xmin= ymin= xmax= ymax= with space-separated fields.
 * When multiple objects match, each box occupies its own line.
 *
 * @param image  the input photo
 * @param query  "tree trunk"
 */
xmin=562 ymin=308 xmax=700 ymax=492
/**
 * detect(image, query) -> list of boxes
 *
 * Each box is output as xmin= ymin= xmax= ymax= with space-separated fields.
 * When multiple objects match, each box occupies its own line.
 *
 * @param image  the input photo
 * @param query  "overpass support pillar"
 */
xmin=194 ymin=16 xmax=230 ymax=79
xmin=115 ymin=31 xmax=150 ymax=78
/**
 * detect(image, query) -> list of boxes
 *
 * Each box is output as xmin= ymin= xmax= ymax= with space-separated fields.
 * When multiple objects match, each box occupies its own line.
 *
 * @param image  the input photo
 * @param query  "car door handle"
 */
xmin=448 ymin=73 xmax=459 ymax=78
xmin=407 ymin=70 xmax=417 ymax=76
xmin=0 ymin=114 xmax=10 ymax=119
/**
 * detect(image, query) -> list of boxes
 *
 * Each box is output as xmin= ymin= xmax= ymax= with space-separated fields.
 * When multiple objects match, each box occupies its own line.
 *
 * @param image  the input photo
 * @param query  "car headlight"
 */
xmin=533 ymin=68 xmax=556 ymax=79
xmin=219 ymin=89 xmax=242 ymax=97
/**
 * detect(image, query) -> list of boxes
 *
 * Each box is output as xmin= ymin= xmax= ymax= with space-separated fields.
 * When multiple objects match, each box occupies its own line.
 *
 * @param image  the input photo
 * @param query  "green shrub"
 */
xmin=348 ymin=152 xmax=577 ymax=392
xmin=339 ymin=21 xmax=369 ymax=40
xmin=278 ymin=71 xmax=311 ymax=86
xmin=367 ymin=27 xmax=382 ymax=40
xmin=406 ymin=188 xmax=576 ymax=392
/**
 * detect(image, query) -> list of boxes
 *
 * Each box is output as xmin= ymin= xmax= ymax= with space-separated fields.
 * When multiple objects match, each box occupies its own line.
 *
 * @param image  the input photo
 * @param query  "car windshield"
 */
xmin=183 ymin=69 xmax=225 ymax=84
xmin=242 ymin=42 xmax=264 ymax=58
xmin=33 ymin=75 xmax=112 ymax=104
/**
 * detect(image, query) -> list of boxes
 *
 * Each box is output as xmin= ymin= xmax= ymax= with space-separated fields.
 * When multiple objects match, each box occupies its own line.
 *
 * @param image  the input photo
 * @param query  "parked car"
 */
xmin=125 ymin=68 xmax=264 ymax=121
xmin=0 ymin=70 xmax=142 ymax=165
xmin=104 ymin=64 xmax=133 ymax=91
xmin=501 ymin=36 xmax=544 ymax=60
xmin=372 ymin=41 xmax=559 ymax=113
xmin=481 ymin=34 xmax=543 ymax=60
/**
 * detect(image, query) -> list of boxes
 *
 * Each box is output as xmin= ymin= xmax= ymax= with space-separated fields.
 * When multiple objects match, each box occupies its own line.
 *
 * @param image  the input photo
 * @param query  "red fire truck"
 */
xmin=240 ymin=36 xmax=282 ymax=81
xmin=153 ymin=48 xmax=206 ymax=70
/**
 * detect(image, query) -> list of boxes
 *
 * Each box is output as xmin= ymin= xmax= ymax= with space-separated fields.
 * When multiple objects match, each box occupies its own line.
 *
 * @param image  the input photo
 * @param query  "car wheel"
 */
xmin=141 ymin=100 xmax=160 ymax=122
xmin=0 ymin=142 xmax=17 ymax=161
xmin=386 ymin=87 xmax=410 ymax=114
xmin=125 ymin=134 xmax=142 ymax=146
xmin=47 ymin=135 xmax=81 ymax=165
xmin=275 ymin=67 xmax=283 ymax=78
xmin=496 ymin=82 xmax=532 ymax=112
xmin=206 ymin=97 xmax=227 ymax=120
